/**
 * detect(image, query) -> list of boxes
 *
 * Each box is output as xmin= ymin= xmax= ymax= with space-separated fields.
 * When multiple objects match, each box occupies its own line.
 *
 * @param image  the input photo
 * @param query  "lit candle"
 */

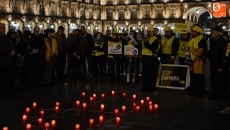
xmin=56 ymin=102 xmax=60 ymax=107
xmin=122 ymin=106 xmax=126 ymax=114
xmin=90 ymin=97 xmax=93 ymax=104
xmin=55 ymin=106 xmax=59 ymax=114
xmin=93 ymin=94 xmax=96 ymax=100
xmin=82 ymin=103 xmax=86 ymax=111
xmin=149 ymin=101 xmax=152 ymax=106
xmin=82 ymin=92 xmax=86 ymax=99
xmin=45 ymin=122 xmax=49 ymax=130
xmin=26 ymin=123 xmax=31 ymax=130
xmin=33 ymin=102 xmax=37 ymax=110
xmin=154 ymin=104 xmax=158 ymax=112
xmin=51 ymin=120 xmax=56 ymax=130
xmin=132 ymin=102 xmax=136 ymax=110
xmin=40 ymin=111 xmax=44 ymax=118
xmin=26 ymin=107 xmax=30 ymax=115
xmin=132 ymin=94 xmax=136 ymax=101
xmin=99 ymin=115 xmax=104 ymax=125
xmin=114 ymin=109 xmax=119 ymax=117
xmin=115 ymin=117 xmax=120 ymax=127
xmin=111 ymin=91 xmax=115 ymax=97
xmin=100 ymin=104 xmax=105 ymax=112
xmin=75 ymin=124 xmax=80 ymax=130
xmin=140 ymin=100 xmax=144 ymax=107
xmin=76 ymin=100 xmax=80 ymax=108
xmin=22 ymin=114 xmax=27 ymax=124
xmin=38 ymin=118 xmax=42 ymax=127
xmin=149 ymin=104 xmax=153 ymax=113
xmin=122 ymin=92 xmax=126 ymax=99
xmin=146 ymin=97 xmax=150 ymax=103
xmin=3 ymin=127 xmax=8 ymax=130
xmin=135 ymin=106 xmax=140 ymax=114
xmin=89 ymin=119 xmax=94 ymax=128
xmin=101 ymin=93 xmax=105 ymax=100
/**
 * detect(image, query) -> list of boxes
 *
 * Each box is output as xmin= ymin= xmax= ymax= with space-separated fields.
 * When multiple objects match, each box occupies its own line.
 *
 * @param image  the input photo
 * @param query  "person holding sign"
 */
xmin=106 ymin=30 xmax=123 ymax=84
xmin=91 ymin=32 xmax=106 ymax=83
xmin=160 ymin=26 xmax=179 ymax=64
xmin=125 ymin=30 xmax=141 ymax=84
xmin=140 ymin=27 xmax=160 ymax=92
xmin=177 ymin=33 xmax=190 ymax=65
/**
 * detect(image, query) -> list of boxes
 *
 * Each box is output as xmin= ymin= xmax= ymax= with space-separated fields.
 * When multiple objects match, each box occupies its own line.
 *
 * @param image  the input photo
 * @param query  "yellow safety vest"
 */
xmin=161 ymin=36 xmax=175 ymax=54
xmin=226 ymin=43 xmax=230 ymax=57
xmin=142 ymin=36 xmax=159 ymax=56
xmin=189 ymin=35 xmax=203 ymax=60
xmin=177 ymin=40 xmax=189 ymax=57
xmin=108 ymin=40 xmax=122 ymax=58
xmin=93 ymin=42 xmax=105 ymax=56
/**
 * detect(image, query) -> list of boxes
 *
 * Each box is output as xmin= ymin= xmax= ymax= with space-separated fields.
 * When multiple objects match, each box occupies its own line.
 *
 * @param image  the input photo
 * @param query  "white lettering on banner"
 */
xmin=161 ymin=76 xmax=179 ymax=81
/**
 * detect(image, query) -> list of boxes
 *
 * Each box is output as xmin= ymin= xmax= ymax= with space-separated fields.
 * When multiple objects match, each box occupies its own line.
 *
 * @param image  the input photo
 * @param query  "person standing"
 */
xmin=0 ymin=23 xmax=15 ymax=96
xmin=207 ymin=26 xmax=228 ymax=100
xmin=187 ymin=25 xmax=207 ymax=97
xmin=140 ymin=27 xmax=160 ymax=92
xmin=160 ymin=26 xmax=179 ymax=64
xmin=103 ymin=30 xmax=112 ymax=76
xmin=177 ymin=33 xmax=191 ymax=65
xmin=54 ymin=26 xmax=67 ymax=79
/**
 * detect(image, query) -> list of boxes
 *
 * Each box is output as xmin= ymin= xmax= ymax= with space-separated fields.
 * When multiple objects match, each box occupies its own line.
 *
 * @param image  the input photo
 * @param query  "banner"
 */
xmin=124 ymin=45 xmax=138 ymax=55
xmin=108 ymin=44 xmax=122 ymax=54
xmin=213 ymin=3 xmax=227 ymax=18
xmin=173 ymin=23 xmax=188 ymax=34
xmin=156 ymin=64 xmax=190 ymax=90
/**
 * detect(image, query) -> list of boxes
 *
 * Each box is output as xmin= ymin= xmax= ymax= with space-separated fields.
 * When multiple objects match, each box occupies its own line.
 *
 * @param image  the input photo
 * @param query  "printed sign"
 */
xmin=124 ymin=45 xmax=138 ymax=55
xmin=156 ymin=64 xmax=190 ymax=90
xmin=108 ymin=44 xmax=122 ymax=54
xmin=213 ymin=3 xmax=227 ymax=18
xmin=173 ymin=23 xmax=188 ymax=34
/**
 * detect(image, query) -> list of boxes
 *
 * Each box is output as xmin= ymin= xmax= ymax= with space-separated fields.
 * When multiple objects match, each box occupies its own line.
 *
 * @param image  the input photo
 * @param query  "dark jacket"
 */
xmin=83 ymin=32 xmax=94 ymax=55
xmin=0 ymin=35 xmax=13 ymax=66
xmin=30 ymin=33 xmax=45 ymax=59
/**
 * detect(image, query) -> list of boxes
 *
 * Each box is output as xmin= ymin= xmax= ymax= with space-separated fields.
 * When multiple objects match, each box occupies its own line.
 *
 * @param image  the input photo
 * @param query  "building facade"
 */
xmin=0 ymin=0 xmax=230 ymax=35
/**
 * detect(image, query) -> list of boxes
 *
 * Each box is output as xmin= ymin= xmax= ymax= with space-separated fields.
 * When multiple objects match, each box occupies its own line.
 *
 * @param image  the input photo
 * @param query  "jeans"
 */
xmin=127 ymin=57 xmax=140 ymax=82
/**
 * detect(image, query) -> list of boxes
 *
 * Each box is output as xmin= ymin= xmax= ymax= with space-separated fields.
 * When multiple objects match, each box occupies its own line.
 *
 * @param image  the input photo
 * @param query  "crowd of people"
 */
xmin=1 ymin=22 xmax=230 ymax=113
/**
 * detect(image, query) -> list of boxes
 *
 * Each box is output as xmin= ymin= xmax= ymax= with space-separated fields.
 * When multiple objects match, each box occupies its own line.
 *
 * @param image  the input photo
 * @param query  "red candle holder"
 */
xmin=101 ymin=93 xmax=105 ymax=100
xmin=22 ymin=114 xmax=27 ymax=124
xmin=149 ymin=104 xmax=153 ymax=113
xmin=26 ymin=107 xmax=30 ymax=115
xmin=55 ymin=106 xmax=59 ymax=114
xmin=32 ymin=102 xmax=37 ymax=110
xmin=82 ymin=103 xmax=86 ymax=111
xmin=75 ymin=124 xmax=80 ymax=130
xmin=100 ymin=104 xmax=105 ymax=112
xmin=140 ymin=100 xmax=144 ymax=107
xmin=149 ymin=101 xmax=152 ymax=106
xmin=89 ymin=119 xmax=94 ymax=128
xmin=38 ymin=118 xmax=42 ymax=127
xmin=99 ymin=115 xmax=104 ymax=125
xmin=3 ymin=127 xmax=8 ymax=130
xmin=51 ymin=120 xmax=56 ymax=130
xmin=122 ymin=106 xmax=126 ymax=114
xmin=111 ymin=91 xmax=115 ymax=97
xmin=116 ymin=117 xmax=120 ymax=127
xmin=82 ymin=92 xmax=86 ymax=99
xmin=154 ymin=104 xmax=158 ymax=112
xmin=90 ymin=97 xmax=93 ymax=104
xmin=114 ymin=109 xmax=119 ymax=117
xmin=135 ymin=106 xmax=140 ymax=114
xmin=146 ymin=97 xmax=150 ymax=103
xmin=122 ymin=92 xmax=126 ymax=99
xmin=132 ymin=94 xmax=136 ymax=101
xmin=93 ymin=94 xmax=96 ymax=100
xmin=45 ymin=122 xmax=49 ymax=130
xmin=132 ymin=102 xmax=136 ymax=110
xmin=55 ymin=102 xmax=60 ymax=107
xmin=40 ymin=110 xmax=44 ymax=118
xmin=76 ymin=100 xmax=80 ymax=108
xmin=26 ymin=123 xmax=31 ymax=130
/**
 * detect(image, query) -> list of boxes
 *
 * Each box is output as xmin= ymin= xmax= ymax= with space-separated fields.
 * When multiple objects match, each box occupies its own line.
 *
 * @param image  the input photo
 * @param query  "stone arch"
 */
xmin=184 ymin=6 xmax=211 ymax=22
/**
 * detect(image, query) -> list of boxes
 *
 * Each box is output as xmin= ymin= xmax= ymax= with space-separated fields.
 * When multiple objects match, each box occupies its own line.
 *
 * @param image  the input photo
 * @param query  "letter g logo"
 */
xmin=213 ymin=3 xmax=220 ymax=12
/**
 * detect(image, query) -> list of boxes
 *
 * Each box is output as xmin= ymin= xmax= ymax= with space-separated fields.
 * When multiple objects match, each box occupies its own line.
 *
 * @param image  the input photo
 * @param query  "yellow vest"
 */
xmin=108 ymin=40 xmax=122 ymax=58
xmin=161 ymin=36 xmax=175 ymax=54
xmin=225 ymin=43 xmax=230 ymax=57
xmin=177 ymin=40 xmax=189 ymax=57
xmin=44 ymin=38 xmax=58 ymax=61
xmin=189 ymin=35 xmax=203 ymax=60
xmin=93 ymin=42 xmax=105 ymax=56
xmin=142 ymin=36 xmax=159 ymax=56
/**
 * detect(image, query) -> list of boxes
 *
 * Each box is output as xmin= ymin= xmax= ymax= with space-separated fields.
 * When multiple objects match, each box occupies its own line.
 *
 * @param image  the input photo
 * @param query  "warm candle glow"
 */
xmin=3 ymin=127 xmax=8 ymax=130
xmin=132 ymin=94 xmax=136 ymax=101
xmin=56 ymin=102 xmax=60 ymax=107
xmin=90 ymin=97 xmax=93 ymax=104
xmin=100 ymin=104 xmax=105 ymax=112
xmin=135 ymin=105 xmax=140 ymax=114
xmin=93 ymin=94 xmax=96 ymax=100
xmin=26 ymin=123 xmax=31 ymax=130
xmin=133 ymin=102 xmax=136 ymax=110
xmin=82 ymin=92 xmax=86 ymax=99
xmin=122 ymin=92 xmax=126 ymax=99
xmin=82 ymin=103 xmax=86 ymax=110
xmin=115 ymin=117 xmax=120 ymax=127
xmin=99 ymin=115 xmax=104 ymax=125
xmin=89 ymin=119 xmax=94 ymax=128
xmin=55 ymin=106 xmax=59 ymax=114
xmin=101 ymin=93 xmax=105 ymax=100
xmin=26 ymin=107 xmax=30 ymax=115
xmin=76 ymin=100 xmax=80 ymax=108
xmin=149 ymin=104 xmax=153 ymax=113
xmin=149 ymin=101 xmax=152 ymax=106
xmin=114 ymin=109 xmax=119 ymax=117
xmin=45 ymin=122 xmax=49 ymax=129
xmin=51 ymin=120 xmax=56 ymax=130
xmin=146 ymin=97 xmax=150 ymax=103
xmin=40 ymin=111 xmax=44 ymax=118
xmin=33 ymin=102 xmax=37 ymax=110
xmin=111 ymin=91 xmax=115 ymax=97
xmin=75 ymin=124 xmax=80 ymax=130
xmin=38 ymin=118 xmax=42 ymax=127
xmin=22 ymin=114 xmax=27 ymax=124
xmin=154 ymin=104 xmax=158 ymax=112
xmin=140 ymin=100 xmax=144 ymax=107
xmin=122 ymin=106 xmax=126 ymax=114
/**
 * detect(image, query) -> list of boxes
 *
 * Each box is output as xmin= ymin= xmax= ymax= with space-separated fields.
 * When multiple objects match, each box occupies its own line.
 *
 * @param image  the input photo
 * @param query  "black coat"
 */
xmin=0 ymin=35 xmax=13 ymax=66
xmin=30 ymin=33 xmax=45 ymax=60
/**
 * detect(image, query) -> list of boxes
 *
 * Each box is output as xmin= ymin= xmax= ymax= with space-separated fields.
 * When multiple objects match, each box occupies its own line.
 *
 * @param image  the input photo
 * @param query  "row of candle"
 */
xmin=22 ymin=119 xmax=56 ymax=130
